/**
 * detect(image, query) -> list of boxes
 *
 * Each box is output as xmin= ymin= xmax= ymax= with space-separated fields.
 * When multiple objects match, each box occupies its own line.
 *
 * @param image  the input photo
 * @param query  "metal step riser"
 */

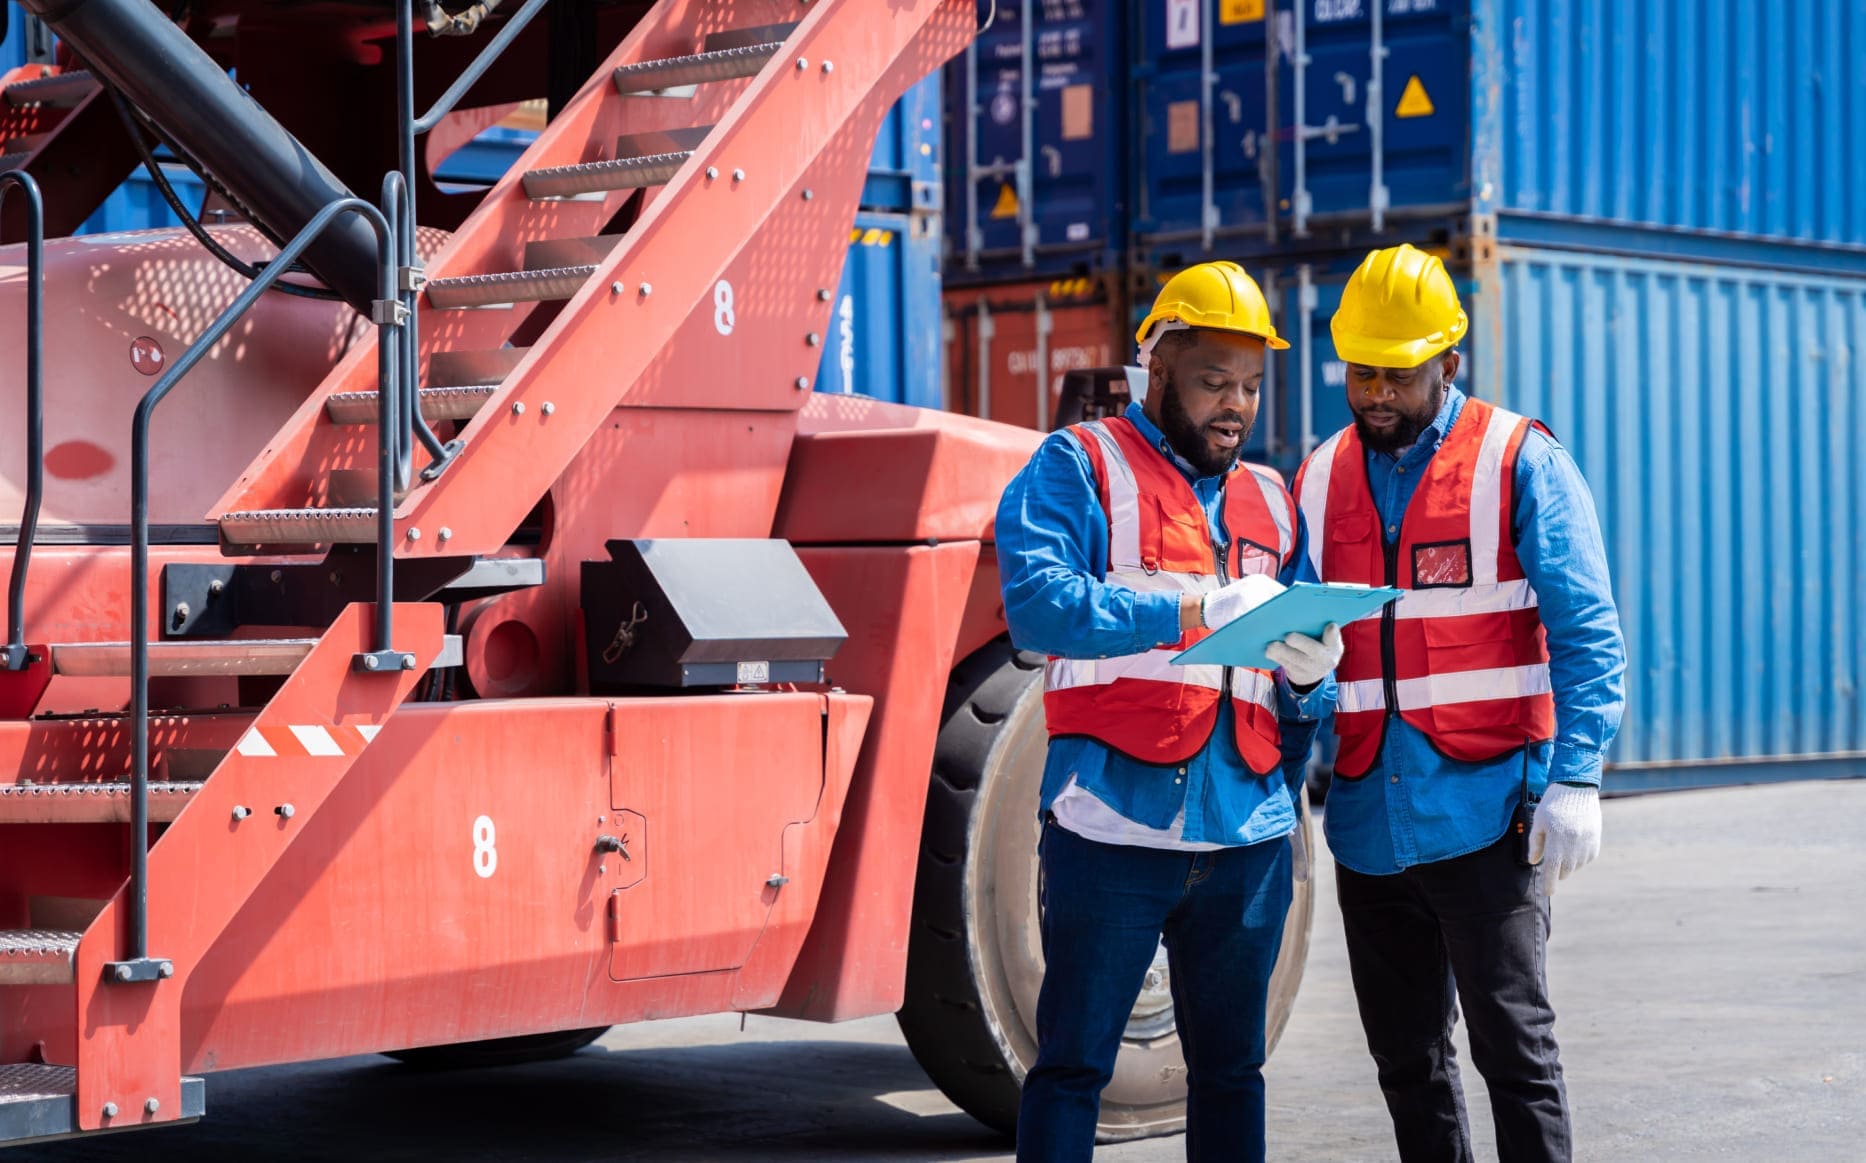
xmin=612 ymin=39 xmax=787 ymax=95
xmin=218 ymin=510 xmax=379 ymax=548
xmin=522 ymin=153 xmax=689 ymax=200
xmin=0 ymin=931 xmax=79 ymax=986
xmin=426 ymin=266 xmax=595 ymax=309
xmin=0 ymin=783 xmax=201 ymax=824
xmin=325 ymin=386 xmax=498 ymax=426
xmin=2 ymin=70 xmax=95 ymax=108
xmin=52 ymin=640 xmax=318 ymax=678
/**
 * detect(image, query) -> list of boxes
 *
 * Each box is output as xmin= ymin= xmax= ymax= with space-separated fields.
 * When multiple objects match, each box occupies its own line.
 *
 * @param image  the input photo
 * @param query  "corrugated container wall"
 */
xmin=1258 ymin=251 xmax=1866 ymax=791
xmin=1120 ymin=0 xmax=1866 ymax=264
xmin=944 ymin=280 xmax=1124 ymax=431
xmin=814 ymin=212 xmax=943 ymax=409
xmin=943 ymin=0 xmax=1127 ymax=283
xmin=1488 ymin=0 xmax=1866 ymax=250
xmin=1132 ymin=0 xmax=1470 ymax=251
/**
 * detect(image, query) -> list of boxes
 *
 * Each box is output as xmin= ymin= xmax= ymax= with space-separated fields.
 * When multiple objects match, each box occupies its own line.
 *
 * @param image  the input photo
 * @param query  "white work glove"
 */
xmin=1200 ymin=574 xmax=1285 ymax=630
xmin=1527 ymin=782 xmax=1602 ymax=895
xmin=1263 ymin=624 xmax=1343 ymax=688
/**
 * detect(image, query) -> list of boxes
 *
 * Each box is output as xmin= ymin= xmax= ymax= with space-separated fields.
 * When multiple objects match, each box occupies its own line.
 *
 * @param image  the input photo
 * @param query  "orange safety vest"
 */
xmin=1294 ymin=397 xmax=1556 ymax=778
xmin=1043 ymin=416 xmax=1294 ymax=772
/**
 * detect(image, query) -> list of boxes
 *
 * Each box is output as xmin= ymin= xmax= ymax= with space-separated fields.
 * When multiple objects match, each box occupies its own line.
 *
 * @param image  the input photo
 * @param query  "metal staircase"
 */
xmin=211 ymin=1 xmax=968 ymax=561
xmin=0 ymin=0 xmax=968 ymax=1144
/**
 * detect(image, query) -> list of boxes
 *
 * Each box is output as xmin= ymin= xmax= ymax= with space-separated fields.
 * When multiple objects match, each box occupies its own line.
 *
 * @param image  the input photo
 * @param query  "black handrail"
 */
xmin=396 ymin=0 xmax=549 ymax=484
xmin=1 ymin=172 xmax=44 ymax=673
xmin=108 ymin=193 xmax=404 ymax=984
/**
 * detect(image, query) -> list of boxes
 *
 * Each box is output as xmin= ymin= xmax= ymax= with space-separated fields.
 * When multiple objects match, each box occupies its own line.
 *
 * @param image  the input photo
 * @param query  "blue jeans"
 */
xmin=1017 ymin=820 xmax=1294 ymax=1163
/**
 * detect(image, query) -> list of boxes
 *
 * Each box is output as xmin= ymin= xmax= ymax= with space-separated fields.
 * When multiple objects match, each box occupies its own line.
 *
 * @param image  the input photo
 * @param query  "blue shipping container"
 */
xmin=77 ymin=165 xmax=207 ymax=237
xmin=1129 ymin=0 xmax=1866 ymax=263
xmin=1255 ymin=248 xmax=1866 ymax=791
xmin=944 ymin=0 xmax=1127 ymax=282
xmin=0 ymin=5 xmax=36 ymax=74
xmin=813 ymin=210 xmax=943 ymax=408
xmin=863 ymin=71 xmax=942 ymax=213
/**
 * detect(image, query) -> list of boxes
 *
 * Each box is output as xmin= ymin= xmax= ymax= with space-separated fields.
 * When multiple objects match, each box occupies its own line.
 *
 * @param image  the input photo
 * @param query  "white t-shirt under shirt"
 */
xmin=1050 ymin=776 xmax=1228 ymax=852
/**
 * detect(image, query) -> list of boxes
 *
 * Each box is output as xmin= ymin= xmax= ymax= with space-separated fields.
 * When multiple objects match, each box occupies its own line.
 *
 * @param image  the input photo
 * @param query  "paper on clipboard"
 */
xmin=1170 ymin=582 xmax=1401 ymax=670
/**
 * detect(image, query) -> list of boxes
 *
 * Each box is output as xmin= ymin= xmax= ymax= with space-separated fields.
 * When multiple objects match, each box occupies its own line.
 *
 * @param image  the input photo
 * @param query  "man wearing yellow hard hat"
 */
xmin=1294 ymin=244 xmax=1626 ymax=1161
xmin=995 ymin=261 xmax=1339 ymax=1162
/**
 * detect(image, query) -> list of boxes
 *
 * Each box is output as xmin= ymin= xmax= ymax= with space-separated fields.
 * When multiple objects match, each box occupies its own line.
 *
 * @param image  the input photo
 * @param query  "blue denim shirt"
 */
xmin=1324 ymin=386 xmax=1627 ymax=875
xmin=996 ymin=403 xmax=1334 ymax=847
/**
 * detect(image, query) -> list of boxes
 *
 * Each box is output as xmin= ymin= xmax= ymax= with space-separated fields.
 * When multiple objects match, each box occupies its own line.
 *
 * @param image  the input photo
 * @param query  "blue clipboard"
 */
xmin=1170 ymin=582 xmax=1402 ymax=670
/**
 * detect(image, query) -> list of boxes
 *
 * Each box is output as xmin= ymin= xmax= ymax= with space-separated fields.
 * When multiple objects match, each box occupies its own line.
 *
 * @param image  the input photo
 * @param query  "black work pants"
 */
xmin=1335 ymin=829 xmax=1571 ymax=1163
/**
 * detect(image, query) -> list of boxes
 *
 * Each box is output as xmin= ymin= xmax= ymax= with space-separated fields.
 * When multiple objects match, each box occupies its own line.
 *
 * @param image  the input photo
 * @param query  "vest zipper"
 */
xmin=1213 ymin=535 xmax=1234 ymax=732
xmin=1381 ymin=535 xmax=1400 ymax=718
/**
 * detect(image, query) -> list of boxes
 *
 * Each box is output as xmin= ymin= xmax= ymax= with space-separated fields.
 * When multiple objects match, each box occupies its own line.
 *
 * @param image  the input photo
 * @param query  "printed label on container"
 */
xmin=1166 ymin=0 xmax=1200 ymax=48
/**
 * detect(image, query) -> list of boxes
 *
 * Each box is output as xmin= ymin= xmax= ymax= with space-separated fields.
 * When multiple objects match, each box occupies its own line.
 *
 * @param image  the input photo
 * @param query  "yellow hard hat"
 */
xmin=1135 ymin=261 xmax=1288 ymax=351
xmin=1330 ymin=244 xmax=1468 ymax=367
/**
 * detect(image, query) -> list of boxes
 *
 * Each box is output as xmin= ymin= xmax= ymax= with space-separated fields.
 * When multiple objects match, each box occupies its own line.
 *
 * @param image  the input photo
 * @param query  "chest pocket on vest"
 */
xmin=1146 ymin=497 xmax=1212 ymax=572
xmin=1326 ymin=510 xmax=1377 ymax=579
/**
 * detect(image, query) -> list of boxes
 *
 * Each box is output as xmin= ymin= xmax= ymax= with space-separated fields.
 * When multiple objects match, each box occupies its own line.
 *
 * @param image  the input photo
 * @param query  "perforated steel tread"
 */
xmin=218 ymin=507 xmax=378 ymax=546
xmin=426 ymin=266 xmax=596 ymax=309
xmin=325 ymin=385 xmax=497 ymax=425
xmin=0 ymin=930 xmax=79 ymax=985
xmin=0 ymin=781 xmax=204 ymax=823
xmin=524 ymin=150 xmax=694 ymax=199
xmin=611 ymin=39 xmax=787 ymax=94
xmin=0 ymin=1063 xmax=206 ymax=1146
xmin=52 ymin=639 xmax=317 ymax=677
xmin=2 ymin=70 xmax=95 ymax=108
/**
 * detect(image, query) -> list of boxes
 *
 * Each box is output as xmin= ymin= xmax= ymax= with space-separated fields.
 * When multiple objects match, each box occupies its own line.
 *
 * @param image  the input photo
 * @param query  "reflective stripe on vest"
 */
xmin=1043 ymin=417 xmax=1291 ymax=771
xmin=1295 ymin=399 xmax=1556 ymax=776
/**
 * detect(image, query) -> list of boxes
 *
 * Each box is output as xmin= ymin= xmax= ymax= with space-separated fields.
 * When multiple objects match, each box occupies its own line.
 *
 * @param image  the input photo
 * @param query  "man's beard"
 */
xmin=1159 ymin=368 xmax=1250 ymax=478
xmin=1354 ymin=382 xmax=1445 ymax=454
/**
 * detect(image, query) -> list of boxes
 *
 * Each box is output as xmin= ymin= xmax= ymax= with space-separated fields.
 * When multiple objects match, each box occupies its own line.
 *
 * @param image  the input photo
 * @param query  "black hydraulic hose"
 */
xmin=20 ymin=0 xmax=382 ymax=311
xmin=108 ymin=89 xmax=344 ymax=302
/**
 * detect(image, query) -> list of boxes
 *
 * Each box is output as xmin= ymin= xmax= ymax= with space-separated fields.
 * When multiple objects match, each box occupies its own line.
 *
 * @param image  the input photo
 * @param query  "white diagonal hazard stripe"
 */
xmin=235 ymin=728 xmax=276 ymax=758
xmin=289 ymin=725 xmax=345 ymax=757
xmin=356 ymin=724 xmax=382 ymax=743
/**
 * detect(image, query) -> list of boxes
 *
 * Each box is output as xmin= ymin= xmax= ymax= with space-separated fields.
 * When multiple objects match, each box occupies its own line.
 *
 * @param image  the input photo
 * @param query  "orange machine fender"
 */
xmin=765 ymin=396 xmax=1039 ymax=1022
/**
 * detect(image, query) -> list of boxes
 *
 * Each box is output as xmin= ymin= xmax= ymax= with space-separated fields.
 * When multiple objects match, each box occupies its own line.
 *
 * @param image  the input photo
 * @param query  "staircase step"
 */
xmin=0 ymin=1063 xmax=206 ymax=1145
xmin=3 ymin=132 xmax=47 ymax=156
xmin=218 ymin=508 xmax=378 ymax=547
xmin=523 ymin=127 xmax=713 ymax=199
xmin=325 ymin=385 xmax=498 ymax=425
xmin=0 ymin=782 xmax=204 ymax=824
xmin=611 ymin=25 xmax=794 ymax=94
xmin=428 ymin=347 xmax=528 ymax=387
xmin=3 ymin=69 xmax=95 ymax=108
xmin=51 ymin=639 xmax=318 ymax=678
xmin=0 ymin=930 xmax=79 ymax=985
xmin=426 ymin=266 xmax=595 ymax=309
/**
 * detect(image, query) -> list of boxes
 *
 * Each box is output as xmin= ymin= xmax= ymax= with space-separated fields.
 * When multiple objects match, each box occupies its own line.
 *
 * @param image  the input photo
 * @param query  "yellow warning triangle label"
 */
xmin=1395 ymin=75 xmax=1435 ymax=119
xmin=990 ymin=183 xmax=1020 ymax=219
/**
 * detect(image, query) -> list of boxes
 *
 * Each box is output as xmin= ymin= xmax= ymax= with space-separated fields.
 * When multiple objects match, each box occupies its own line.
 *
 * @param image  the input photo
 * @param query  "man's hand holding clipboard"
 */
xmin=1174 ymin=582 xmax=1403 ymax=671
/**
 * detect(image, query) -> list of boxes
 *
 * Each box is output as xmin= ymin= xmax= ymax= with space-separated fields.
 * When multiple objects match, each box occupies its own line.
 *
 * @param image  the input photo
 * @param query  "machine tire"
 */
xmin=383 ymin=1026 xmax=610 ymax=1070
xmin=897 ymin=638 xmax=1314 ymax=1142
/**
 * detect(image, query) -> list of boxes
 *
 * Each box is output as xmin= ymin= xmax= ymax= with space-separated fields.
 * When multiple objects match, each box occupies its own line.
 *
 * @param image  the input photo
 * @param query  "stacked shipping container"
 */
xmin=943 ymin=0 xmax=1866 ymax=791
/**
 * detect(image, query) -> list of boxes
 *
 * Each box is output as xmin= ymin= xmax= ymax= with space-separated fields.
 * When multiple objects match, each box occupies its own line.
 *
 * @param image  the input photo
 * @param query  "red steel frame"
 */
xmin=0 ymin=0 xmax=1053 ymax=1139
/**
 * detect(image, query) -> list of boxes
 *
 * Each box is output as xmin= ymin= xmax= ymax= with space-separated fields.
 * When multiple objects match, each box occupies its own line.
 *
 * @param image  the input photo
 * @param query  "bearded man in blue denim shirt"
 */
xmin=996 ymin=262 xmax=1340 ymax=1163
xmin=1295 ymin=245 xmax=1626 ymax=1163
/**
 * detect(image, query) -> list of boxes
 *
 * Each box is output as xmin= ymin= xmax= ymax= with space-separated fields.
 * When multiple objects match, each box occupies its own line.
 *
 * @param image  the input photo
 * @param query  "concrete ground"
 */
xmin=22 ymin=781 xmax=1865 ymax=1161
